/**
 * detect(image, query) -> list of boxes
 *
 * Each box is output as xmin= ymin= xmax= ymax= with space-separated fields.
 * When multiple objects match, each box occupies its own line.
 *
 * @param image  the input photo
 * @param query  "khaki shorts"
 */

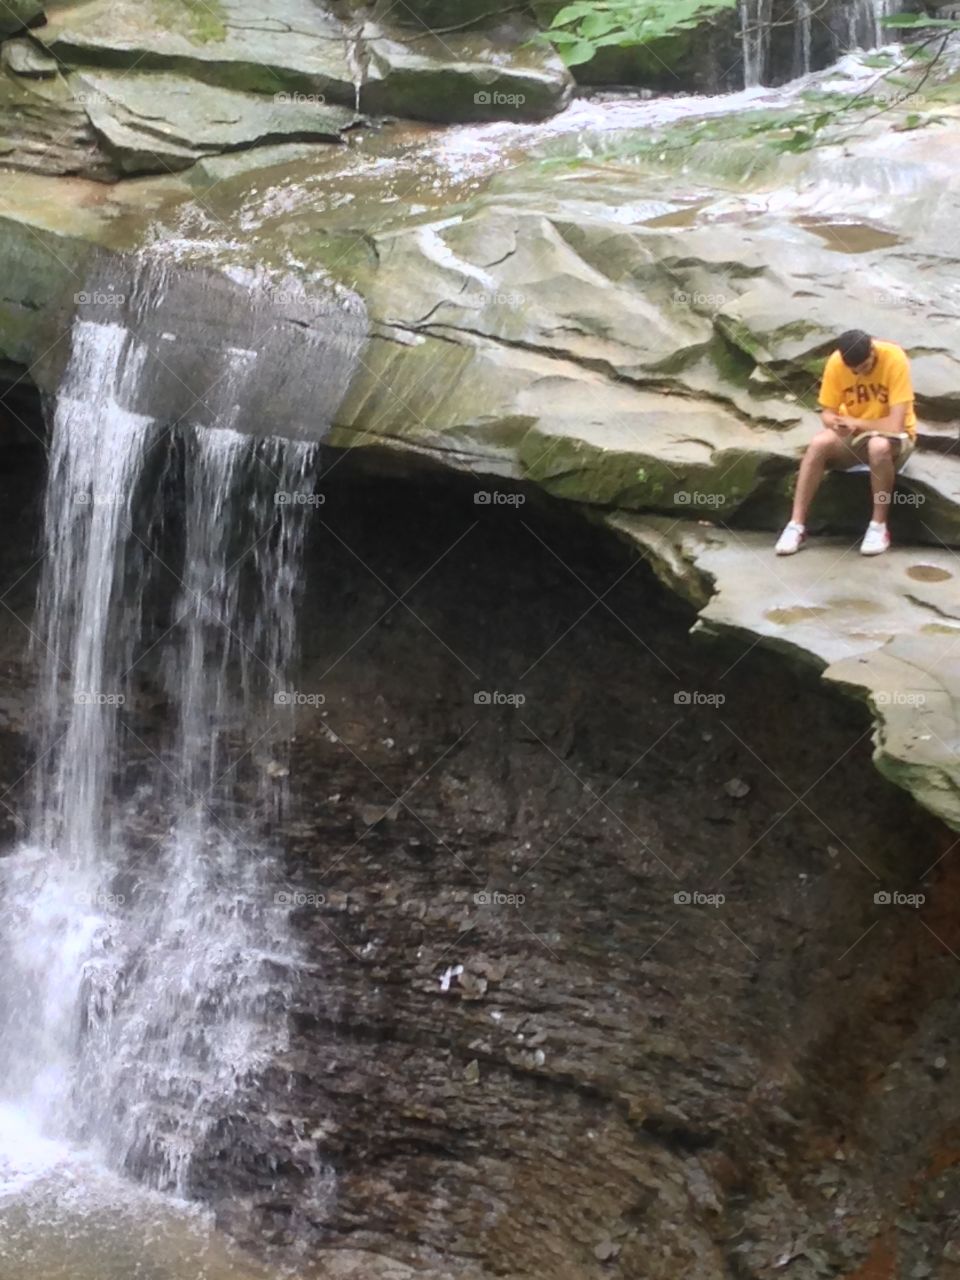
xmin=841 ymin=430 xmax=915 ymax=472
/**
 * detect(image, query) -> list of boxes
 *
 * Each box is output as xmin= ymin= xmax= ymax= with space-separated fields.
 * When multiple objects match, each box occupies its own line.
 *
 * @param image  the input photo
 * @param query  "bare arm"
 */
xmin=820 ymin=408 xmax=853 ymax=434
xmin=822 ymin=403 xmax=909 ymax=435
xmin=851 ymin=402 xmax=909 ymax=435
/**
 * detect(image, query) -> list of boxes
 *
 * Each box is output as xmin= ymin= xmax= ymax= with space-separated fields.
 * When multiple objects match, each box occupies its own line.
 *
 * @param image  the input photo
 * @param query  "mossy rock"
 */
xmin=0 ymin=214 xmax=95 ymax=366
xmin=0 ymin=0 xmax=43 ymax=39
xmin=360 ymin=29 xmax=573 ymax=122
xmin=37 ymin=0 xmax=572 ymax=123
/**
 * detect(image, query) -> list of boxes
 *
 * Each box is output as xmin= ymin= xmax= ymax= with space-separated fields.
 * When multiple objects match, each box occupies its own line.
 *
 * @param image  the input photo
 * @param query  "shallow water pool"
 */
xmin=0 ymin=1104 xmax=278 ymax=1280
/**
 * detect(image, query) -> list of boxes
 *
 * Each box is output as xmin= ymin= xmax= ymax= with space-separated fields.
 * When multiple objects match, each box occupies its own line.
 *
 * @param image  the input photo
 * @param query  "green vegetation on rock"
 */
xmin=542 ymin=0 xmax=736 ymax=66
xmin=155 ymin=0 xmax=227 ymax=43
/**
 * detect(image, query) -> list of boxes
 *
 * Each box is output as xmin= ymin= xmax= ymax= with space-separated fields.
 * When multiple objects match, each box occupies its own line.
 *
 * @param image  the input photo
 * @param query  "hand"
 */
xmin=830 ymin=417 xmax=856 ymax=436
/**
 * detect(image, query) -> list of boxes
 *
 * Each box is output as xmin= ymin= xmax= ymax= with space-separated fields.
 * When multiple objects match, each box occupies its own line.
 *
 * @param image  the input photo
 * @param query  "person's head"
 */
xmin=837 ymin=329 xmax=875 ymax=375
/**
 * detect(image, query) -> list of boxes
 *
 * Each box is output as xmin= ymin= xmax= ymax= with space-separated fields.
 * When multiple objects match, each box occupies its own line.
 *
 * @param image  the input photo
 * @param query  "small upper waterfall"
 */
xmin=0 ymin=303 xmax=323 ymax=1194
xmin=795 ymin=0 xmax=814 ymax=78
xmin=850 ymin=0 xmax=895 ymax=49
xmin=741 ymin=0 xmax=773 ymax=87
xmin=742 ymin=0 xmax=898 ymax=87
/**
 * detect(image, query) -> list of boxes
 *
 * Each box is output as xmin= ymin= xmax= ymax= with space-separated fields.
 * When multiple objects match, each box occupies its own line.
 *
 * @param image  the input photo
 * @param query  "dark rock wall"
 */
xmin=189 ymin=464 xmax=957 ymax=1280
xmin=0 ymin=422 xmax=958 ymax=1277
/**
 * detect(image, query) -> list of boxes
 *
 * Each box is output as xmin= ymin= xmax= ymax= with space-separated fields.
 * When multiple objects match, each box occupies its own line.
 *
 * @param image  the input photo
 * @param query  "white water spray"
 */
xmin=0 ymin=315 xmax=318 ymax=1197
xmin=740 ymin=0 xmax=772 ymax=86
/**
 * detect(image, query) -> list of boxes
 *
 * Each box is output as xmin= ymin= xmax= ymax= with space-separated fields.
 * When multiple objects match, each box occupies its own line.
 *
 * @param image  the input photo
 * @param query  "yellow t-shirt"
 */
xmin=818 ymin=339 xmax=917 ymax=438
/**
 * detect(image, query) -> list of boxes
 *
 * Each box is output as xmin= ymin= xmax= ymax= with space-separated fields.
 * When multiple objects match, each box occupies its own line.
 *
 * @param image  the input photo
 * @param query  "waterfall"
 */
xmin=741 ymin=0 xmax=773 ymax=87
xmin=795 ymin=0 xmax=814 ymax=78
xmin=0 ymin=315 xmax=318 ymax=1194
xmin=847 ymin=0 xmax=891 ymax=50
xmin=745 ymin=0 xmax=897 ymax=88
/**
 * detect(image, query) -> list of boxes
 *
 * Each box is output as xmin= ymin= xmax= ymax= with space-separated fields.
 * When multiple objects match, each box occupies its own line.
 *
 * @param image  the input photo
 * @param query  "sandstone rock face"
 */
xmin=33 ymin=0 xmax=573 ymax=125
xmin=0 ymin=0 xmax=572 ymax=174
xmin=5 ymin=23 xmax=960 ymax=1279
xmin=0 ymin=63 xmax=112 ymax=178
xmin=0 ymin=453 xmax=957 ymax=1280
xmin=73 ymin=70 xmax=360 ymax=173
xmin=3 ymin=55 xmax=960 ymax=830
xmin=607 ymin=515 xmax=960 ymax=830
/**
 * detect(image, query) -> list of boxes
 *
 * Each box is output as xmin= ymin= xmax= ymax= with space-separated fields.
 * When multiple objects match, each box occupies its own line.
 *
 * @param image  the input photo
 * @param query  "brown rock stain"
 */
xmin=842 ymin=1234 xmax=896 ymax=1280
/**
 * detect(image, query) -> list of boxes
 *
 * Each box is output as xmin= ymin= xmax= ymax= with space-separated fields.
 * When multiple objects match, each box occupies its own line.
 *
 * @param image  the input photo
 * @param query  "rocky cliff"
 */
xmin=4 ymin=4 xmax=960 ymax=1278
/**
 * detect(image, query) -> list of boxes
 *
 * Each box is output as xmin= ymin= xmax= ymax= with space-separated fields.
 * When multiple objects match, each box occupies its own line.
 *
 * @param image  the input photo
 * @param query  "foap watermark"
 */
xmin=673 ymin=289 xmax=727 ymax=310
xmin=275 ymin=491 xmax=325 ymax=507
xmin=275 ymin=889 xmax=326 ymax=907
xmin=274 ymin=91 xmax=327 ymax=106
xmin=876 ymin=491 xmax=926 ymax=507
xmin=872 ymin=89 xmax=927 ymax=109
xmin=674 ymin=690 xmax=725 ymax=707
xmin=674 ymin=490 xmax=727 ymax=508
xmin=474 ymin=690 xmax=526 ymax=707
xmin=74 ymin=490 xmax=125 ymax=506
xmin=868 ymin=288 xmax=912 ymax=308
xmin=874 ymin=889 xmax=925 ymax=907
xmin=474 ymin=890 xmax=526 ymax=907
xmin=476 ymin=291 xmax=526 ymax=309
xmin=474 ymin=89 xmax=526 ymax=108
xmin=74 ymin=691 xmax=125 ymax=706
xmin=72 ymin=90 xmax=113 ymax=108
xmin=474 ymin=490 xmax=525 ymax=507
xmin=75 ymin=889 xmax=126 ymax=908
xmin=267 ymin=287 xmax=317 ymax=308
xmin=873 ymin=690 xmax=926 ymax=708
xmin=75 ymin=289 xmax=125 ymax=306
xmin=674 ymin=890 xmax=725 ymax=907
xmin=274 ymin=690 xmax=325 ymax=707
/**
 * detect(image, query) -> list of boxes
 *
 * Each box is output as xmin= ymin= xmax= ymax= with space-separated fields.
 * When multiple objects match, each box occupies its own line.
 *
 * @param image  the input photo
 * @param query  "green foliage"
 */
xmin=882 ymin=13 xmax=960 ymax=28
xmin=155 ymin=0 xmax=227 ymax=43
xmin=545 ymin=0 xmax=736 ymax=67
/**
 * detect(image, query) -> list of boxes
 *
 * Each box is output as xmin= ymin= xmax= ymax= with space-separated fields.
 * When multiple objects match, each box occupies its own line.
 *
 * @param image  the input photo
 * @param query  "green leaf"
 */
xmin=883 ymin=13 xmax=960 ymax=27
xmin=549 ymin=2 xmax=599 ymax=29
xmin=578 ymin=11 xmax=620 ymax=38
xmin=544 ymin=0 xmax=740 ymax=60
xmin=562 ymin=37 xmax=603 ymax=65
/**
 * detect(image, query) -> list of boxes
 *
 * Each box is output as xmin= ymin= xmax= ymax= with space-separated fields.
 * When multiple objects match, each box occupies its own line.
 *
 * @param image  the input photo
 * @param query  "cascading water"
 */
xmin=742 ymin=0 xmax=897 ymax=87
xmin=849 ymin=0 xmax=893 ymax=50
xmin=740 ymin=0 xmax=773 ymax=87
xmin=795 ymin=0 xmax=814 ymax=78
xmin=0 ymin=314 xmax=319 ymax=1199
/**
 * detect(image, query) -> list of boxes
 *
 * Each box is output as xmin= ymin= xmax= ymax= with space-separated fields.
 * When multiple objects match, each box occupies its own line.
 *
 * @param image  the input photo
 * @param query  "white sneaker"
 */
xmin=775 ymin=522 xmax=806 ymax=555
xmin=860 ymin=521 xmax=890 ymax=556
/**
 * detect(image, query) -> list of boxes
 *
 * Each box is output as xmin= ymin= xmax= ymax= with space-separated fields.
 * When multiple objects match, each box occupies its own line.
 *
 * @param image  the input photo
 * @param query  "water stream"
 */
xmin=0 ymin=318 xmax=318 ymax=1276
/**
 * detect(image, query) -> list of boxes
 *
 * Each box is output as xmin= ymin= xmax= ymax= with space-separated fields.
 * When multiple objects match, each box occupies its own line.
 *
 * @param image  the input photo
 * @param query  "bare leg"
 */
xmin=866 ymin=435 xmax=897 ymax=524
xmin=790 ymin=430 xmax=855 ymax=525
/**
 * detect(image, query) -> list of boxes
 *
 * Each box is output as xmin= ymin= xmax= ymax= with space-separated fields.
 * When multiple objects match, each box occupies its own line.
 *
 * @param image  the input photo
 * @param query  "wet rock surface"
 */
xmin=33 ymin=0 xmax=573 ymax=127
xmin=132 ymin=470 xmax=960 ymax=1279
xmin=4 ymin=54 xmax=960 ymax=846
xmin=4 ymin=56 xmax=960 ymax=836
xmin=606 ymin=514 xmax=960 ymax=831
xmin=0 ymin=444 xmax=959 ymax=1277
xmin=4 ymin=19 xmax=960 ymax=1279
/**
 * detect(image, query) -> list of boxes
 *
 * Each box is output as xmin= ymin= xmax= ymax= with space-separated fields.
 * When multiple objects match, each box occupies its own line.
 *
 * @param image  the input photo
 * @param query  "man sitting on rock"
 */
xmin=775 ymin=329 xmax=916 ymax=557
